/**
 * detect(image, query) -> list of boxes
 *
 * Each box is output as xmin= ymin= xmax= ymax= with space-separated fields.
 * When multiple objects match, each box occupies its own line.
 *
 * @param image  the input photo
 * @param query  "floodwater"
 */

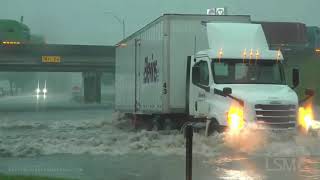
xmin=0 ymin=94 xmax=320 ymax=180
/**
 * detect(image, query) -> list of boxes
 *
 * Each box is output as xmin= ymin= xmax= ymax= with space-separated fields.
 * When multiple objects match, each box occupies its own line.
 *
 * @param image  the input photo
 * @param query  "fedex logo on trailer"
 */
xmin=143 ymin=54 xmax=159 ymax=84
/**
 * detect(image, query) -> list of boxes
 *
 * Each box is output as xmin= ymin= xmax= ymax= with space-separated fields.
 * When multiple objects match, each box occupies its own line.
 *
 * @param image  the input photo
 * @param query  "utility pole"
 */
xmin=104 ymin=12 xmax=126 ymax=39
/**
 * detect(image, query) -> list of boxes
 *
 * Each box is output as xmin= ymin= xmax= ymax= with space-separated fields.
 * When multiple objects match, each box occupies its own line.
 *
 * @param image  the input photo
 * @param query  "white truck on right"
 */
xmin=115 ymin=14 xmax=315 ymax=134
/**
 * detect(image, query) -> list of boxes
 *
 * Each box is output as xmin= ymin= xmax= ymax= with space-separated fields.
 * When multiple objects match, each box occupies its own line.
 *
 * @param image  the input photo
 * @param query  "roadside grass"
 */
xmin=0 ymin=174 xmax=77 ymax=180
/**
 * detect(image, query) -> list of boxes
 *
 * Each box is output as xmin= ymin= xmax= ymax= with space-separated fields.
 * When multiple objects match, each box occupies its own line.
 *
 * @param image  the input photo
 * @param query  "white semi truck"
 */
xmin=115 ymin=14 xmax=314 ymax=133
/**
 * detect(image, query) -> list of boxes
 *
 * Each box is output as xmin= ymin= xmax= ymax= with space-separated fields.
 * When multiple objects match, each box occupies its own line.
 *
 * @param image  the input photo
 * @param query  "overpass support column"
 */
xmin=82 ymin=72 xmax=102 ymax=104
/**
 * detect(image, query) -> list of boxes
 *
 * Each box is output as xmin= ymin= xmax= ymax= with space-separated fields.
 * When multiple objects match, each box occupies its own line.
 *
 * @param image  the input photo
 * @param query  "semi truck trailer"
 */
xmin=115 ymin=14 xmax=314 ymax=134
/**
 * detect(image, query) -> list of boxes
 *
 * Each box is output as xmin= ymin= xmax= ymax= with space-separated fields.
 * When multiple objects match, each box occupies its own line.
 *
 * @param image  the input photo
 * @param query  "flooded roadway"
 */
xmin=0 ymin=94 xmax=320 ymax=180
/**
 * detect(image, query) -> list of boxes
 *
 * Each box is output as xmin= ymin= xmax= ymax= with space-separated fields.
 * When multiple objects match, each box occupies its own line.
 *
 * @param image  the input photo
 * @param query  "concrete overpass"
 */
xmin=0 ymin=44 xmax=115 ymax=72
xmin=0 ymin=44 xmax=115 ymax=103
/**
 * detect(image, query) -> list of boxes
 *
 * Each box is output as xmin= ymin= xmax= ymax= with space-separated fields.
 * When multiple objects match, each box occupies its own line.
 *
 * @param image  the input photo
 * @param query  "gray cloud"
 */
xmin=0 ymin=0 xmax=318 ymax=45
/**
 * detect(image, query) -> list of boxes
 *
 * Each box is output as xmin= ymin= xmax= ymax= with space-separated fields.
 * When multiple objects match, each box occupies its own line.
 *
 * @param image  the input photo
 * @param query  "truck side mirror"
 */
xmin=223 ymin=87 xmax=232 ymax=95
xmin=305 ymin=88 xmax=315 ymax=96
xmin=192 ymin=66 xmax=200 ymax=85
xmin=292 ymin=68 xmax=300 ymax=88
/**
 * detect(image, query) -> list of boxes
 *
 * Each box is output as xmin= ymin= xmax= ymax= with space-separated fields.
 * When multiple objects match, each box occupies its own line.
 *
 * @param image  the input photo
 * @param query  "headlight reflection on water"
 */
xmin=219 ymin=169 xmax=264 ymax=180
xmin=224 ymin=103 xmax=267 ymax=153
xmin=224 ymin=126 xmax=267 ymax=153
xmin=213 ymin=155 xmax=265 ymax=180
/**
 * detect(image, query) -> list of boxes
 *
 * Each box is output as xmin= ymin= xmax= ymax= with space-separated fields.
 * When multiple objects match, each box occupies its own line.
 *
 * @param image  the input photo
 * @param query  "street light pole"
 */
xmin=121 ymin=19 xmax=125 ymax=40
xmin=105 ymin=12 xmax=126 ymax=39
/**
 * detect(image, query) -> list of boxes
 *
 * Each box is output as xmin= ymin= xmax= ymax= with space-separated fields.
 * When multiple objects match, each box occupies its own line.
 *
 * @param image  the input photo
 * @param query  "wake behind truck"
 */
xmin=115 ymin=14 xmax=315 ymax=134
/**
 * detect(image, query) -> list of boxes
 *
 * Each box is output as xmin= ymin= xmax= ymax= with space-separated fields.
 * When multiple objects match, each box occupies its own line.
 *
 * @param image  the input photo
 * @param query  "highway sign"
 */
xmin=42 ymin=56 xmax=61 ymax=63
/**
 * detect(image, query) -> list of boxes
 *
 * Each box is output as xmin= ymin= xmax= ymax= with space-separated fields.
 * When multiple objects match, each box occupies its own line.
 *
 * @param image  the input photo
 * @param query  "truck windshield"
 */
xmin=211 ymin=59 xmax=285 ymax=84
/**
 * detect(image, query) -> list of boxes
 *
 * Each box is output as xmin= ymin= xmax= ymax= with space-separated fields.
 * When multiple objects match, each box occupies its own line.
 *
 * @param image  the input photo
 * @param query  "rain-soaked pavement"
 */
xmin=0 ymin=94 xmax=320 ymax=180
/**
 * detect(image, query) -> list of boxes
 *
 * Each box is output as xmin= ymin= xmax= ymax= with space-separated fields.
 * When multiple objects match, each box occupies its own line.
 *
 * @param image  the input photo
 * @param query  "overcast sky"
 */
xmin=0 ymin=0 xmax=319 ymax=45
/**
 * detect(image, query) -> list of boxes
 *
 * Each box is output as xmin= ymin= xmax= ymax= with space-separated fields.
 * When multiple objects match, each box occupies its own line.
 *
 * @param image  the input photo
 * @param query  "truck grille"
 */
xmin=254 ymin=104 xmax=296 ymax=129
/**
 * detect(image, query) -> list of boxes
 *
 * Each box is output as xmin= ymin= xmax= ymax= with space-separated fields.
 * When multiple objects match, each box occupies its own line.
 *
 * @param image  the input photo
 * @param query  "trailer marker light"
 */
xmin=242 ymin=48 xmax=247 ymax=63
xmin=255 ymin=50 xmax=260 ymax=60
xmin=117 ymin=43 xmax=127 ymax=48
xmin=276 ymin=49 xmax=281 ymax=62
xmin=249 ymin=48 xmax=253 ymax=64
xmin=2 ymin=41 xmax=20 ymax=45
xmin=218 ymin=48 xmax=223 ymax=63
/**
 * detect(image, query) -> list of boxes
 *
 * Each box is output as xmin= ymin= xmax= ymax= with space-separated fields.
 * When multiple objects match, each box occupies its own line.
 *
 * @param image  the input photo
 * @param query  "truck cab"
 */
xmin=115 ymin=15 xmax=314 ymax=133
xmin=188 ymin=23 xmax=300 ymax=131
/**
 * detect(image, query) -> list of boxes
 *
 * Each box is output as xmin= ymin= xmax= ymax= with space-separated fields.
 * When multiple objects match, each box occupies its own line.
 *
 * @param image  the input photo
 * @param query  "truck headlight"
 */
xmin=298 ymin=105 xmax=314 ymax=132
xmin=36 ymin=88 xmax=41 ymax=94
xmin=227 ymin=105 xmax=245 ymax=132
xmin=43 ymin=88 xmax=47 ymax=94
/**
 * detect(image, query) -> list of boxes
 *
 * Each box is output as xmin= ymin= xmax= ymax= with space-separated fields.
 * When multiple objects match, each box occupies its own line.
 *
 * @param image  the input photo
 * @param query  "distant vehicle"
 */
xmin=253 ymin=22 xmax=320 ymax=54
xmin=71 ymin=73 xmax=83 ymax=102
xmin=0 ymin=80 xmax=10 ymax=96
xmin=72 ymin=85 xmax=82 ymax=102
xmin=0 ymin=19 xmax=30 ymax=45
xmin=115 ymin=14 xmax=314 ymax=134
xmin=306 ymin=26 xmax=320 ymax=53
xmin=35 ymin=80 xmax=47 ymax=97
xmin=0 ymin=87 xmax=5 ymax=97
xmin=255 ymin=21 xmax=308 ymax=51
xmin=0 ymin=19 xmax=45 ymax=45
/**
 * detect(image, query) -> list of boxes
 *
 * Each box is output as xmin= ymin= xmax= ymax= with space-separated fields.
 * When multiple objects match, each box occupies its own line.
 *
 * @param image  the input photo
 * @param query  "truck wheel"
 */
xmin=132 ymin=114 xmax=140 ymax=130
xmin=163 ymin=118 xmax=175 ymax=130
xmin=151 ymin=119 xmax=163 ymax=131
xmin=210 ymin=119 xmax=226 ymax=134
xmin=146 ymin=117 xmax=163 ymax=131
